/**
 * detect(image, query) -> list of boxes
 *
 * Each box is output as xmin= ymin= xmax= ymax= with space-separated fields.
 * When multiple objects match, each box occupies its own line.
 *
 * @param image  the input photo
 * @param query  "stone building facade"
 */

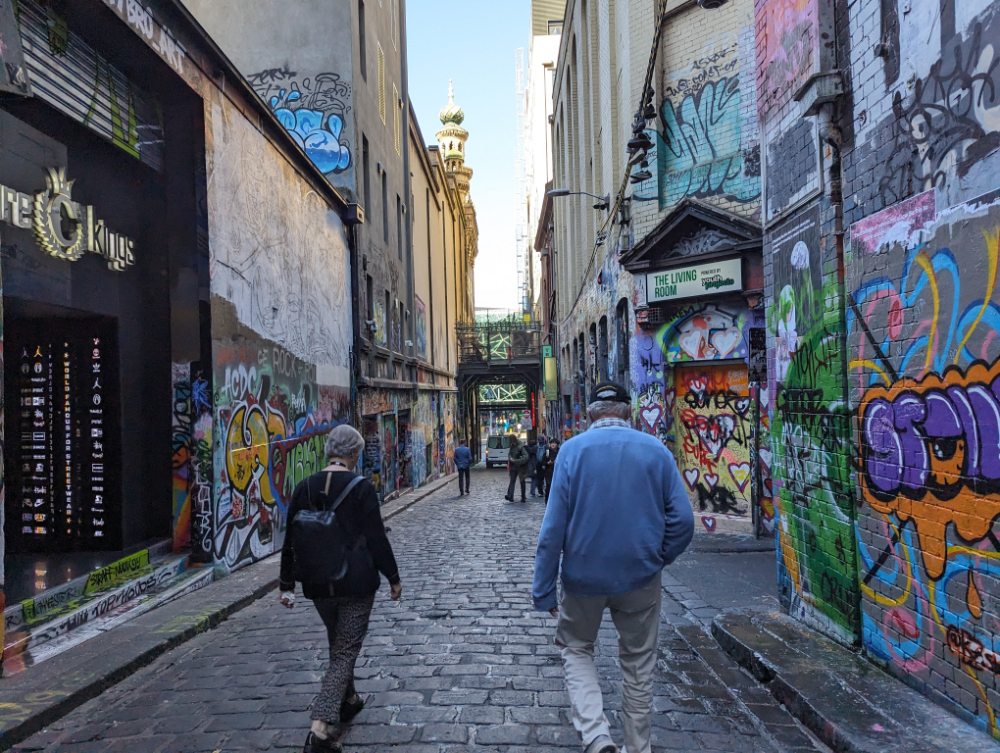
xmin=184 ymin=0 xmax=476 ymax=502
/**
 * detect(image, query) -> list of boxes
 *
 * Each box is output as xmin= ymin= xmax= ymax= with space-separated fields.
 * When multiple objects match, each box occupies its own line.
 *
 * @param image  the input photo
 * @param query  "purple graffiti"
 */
xmin=862 ymin=368 xmax=1000 ymax=500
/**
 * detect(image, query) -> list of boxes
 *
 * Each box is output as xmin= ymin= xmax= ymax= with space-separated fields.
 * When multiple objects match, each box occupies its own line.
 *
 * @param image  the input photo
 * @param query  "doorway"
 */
xmin=673 ymin=364 xmax=753 ymax=524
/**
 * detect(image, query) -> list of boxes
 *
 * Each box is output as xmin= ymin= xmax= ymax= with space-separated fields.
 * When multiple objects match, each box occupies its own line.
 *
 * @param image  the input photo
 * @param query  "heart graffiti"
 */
xmin=704 ymin=473 xmax=720 ymax=489
xmin=702 ymin=516 xmax=717 ymax=533
xmin=694 ymin=414 xmax=737 ymax=457
xmin=709 ymin=329 xmax=741 ymax=359
xmin=639 ymin=404 xmax=663 ymax=432
xmin=683 ymin=468 xmax=700 ymax=491
xmin=729 ymin=462 xmax=751 ymax=493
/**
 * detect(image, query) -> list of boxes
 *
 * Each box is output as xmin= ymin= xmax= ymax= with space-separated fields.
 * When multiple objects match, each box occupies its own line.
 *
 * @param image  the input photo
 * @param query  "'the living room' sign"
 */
xmin=646 ymin=258 xmax=742 ymax=303
xmin=0 ymin=167 xmax=135 ymax=271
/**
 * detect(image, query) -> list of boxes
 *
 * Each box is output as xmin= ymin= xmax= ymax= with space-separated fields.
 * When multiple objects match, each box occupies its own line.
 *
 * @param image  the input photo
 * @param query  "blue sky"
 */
xmin=406 ymin=0 xmax=530 ymax=311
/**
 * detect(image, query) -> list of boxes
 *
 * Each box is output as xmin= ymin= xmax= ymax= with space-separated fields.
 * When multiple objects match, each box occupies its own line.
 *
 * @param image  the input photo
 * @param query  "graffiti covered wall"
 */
xmin=848 ymin=192 xmax=1000 ymax=735
xmin=205 ymin=92 xmax=353 ymax=572
xmin=212 ymin=332 xmax=348 ymax=570
xmin=248 ymin=66 xmax=352 ymax=178
xmin=675 ymin=364 xmax=753 ymax=527
xmin=657 ymin=1 xmax=760 ymax=216
xmin=767 ymin=204 xmax=859 ymax=643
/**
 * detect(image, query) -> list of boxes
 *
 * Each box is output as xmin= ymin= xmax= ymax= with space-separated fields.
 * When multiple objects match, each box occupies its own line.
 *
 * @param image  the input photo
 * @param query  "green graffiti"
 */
xmin=769 ymin=251 xmax=859 ymax=639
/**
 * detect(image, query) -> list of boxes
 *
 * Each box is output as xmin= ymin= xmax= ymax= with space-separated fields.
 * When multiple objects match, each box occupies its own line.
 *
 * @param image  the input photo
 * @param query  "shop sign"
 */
xmin=0 ymin=167 xmax=135 ymax=271
xmin=646 ymin=258 xmax=742 ymax=303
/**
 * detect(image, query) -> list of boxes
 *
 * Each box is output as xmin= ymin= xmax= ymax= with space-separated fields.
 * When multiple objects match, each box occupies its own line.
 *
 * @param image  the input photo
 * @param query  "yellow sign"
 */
xmin=2 ymin=167 xmax=135 ymax=271
xmin=544 ymin=357 xmax=558 ymax=401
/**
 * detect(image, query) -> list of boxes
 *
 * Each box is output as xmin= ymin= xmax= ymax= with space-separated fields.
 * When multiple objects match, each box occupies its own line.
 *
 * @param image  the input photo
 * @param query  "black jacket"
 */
xmin=539 ymin=447 xmax=559 ymax=475
xmin=280 ymin=471 xmax=400 ymax=599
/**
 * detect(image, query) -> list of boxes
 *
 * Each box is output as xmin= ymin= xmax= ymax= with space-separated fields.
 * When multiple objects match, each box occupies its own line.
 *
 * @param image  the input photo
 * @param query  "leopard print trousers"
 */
xmin=311 ymin=596 xmax=376 ymax=726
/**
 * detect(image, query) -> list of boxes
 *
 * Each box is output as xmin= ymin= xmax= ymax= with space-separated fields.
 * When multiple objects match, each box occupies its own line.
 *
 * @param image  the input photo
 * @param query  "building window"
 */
xmin=385 ymin=290 xmax=391 ymax=345
xmin=393 ymin=85 xmax=401 ymax=155
xmin=362 ymin=135 xmax=371 ymax=212
xmin=390 ymin=0 xmax=397 ymax=49
xmin=548 ymin=20 xmax=563 ymax=35
xmin=615 ymin=299 xmax=630 ymax=385
xmin=366 ymin=274 xmax=374 ymax=324
xmin=382 ymin=170 xmax=389 ymax=243
xmin=377 ymin=43 xmax=386 ymax=124
xmin=359 ymin=0 xmax=367 ymax=81
xmin=396 ymin=194 xmax=403 ymax=260
xmin=598 ymin=317 xmax=609 ymax=382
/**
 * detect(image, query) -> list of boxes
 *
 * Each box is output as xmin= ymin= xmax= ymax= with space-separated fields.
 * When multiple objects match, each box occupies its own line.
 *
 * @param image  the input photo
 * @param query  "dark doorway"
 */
xmin=5 ymin=305 xmax=121 ymax=553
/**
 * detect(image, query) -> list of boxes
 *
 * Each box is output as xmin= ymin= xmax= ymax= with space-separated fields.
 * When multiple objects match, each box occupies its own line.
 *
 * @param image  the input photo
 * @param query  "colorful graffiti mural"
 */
xmin=659 ymin=303 xmax=759 ymax=364
xmin=768 ymin=203 xmax=859 ymax=643
xmin=659 ymin=28 xmax=760 ymax=209
xmin=675 ymin=365 xmax=753 ymax=521
xmin=247 ymin=66 xmax=352 ymax=176
xmin=171 ymin=363 xmax=192 ymax=552
xmin=848 ymin=193 xmax=1000 ymax=736
xmin=213 ymin=337 xmax=348 ymax=571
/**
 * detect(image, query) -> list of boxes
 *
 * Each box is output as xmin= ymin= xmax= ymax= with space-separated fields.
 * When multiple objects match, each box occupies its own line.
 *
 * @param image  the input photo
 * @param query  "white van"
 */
xmin=485 ymin=435 xmax=511 ymax=468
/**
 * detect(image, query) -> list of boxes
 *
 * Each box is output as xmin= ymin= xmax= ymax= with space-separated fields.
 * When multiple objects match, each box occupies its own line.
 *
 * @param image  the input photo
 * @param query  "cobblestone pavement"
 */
xmin=15 ymin=469 xmax=827 ymax=753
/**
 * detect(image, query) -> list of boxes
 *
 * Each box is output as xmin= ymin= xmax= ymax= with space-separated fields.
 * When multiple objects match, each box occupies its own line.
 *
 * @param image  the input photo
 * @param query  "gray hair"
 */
xmin=587 ymin=400 xmax=631 ymax=422
xmin=325 ymin=424 xmax=366 ymax=461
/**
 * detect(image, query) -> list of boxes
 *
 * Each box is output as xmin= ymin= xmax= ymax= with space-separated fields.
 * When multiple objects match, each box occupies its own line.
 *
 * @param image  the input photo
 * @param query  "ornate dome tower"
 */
xmin=436 ymin=80 xmax=473 ymax=197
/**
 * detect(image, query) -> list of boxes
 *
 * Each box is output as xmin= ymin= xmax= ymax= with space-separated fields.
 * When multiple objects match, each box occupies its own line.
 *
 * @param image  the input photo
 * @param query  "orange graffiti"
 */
xmin=859 ymin=360 xmax=1000 ymax=579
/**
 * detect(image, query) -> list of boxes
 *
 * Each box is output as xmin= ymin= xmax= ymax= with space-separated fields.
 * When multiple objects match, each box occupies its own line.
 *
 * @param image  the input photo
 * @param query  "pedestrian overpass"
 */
xmin=456 ymin=320 xmax=543 ymax=461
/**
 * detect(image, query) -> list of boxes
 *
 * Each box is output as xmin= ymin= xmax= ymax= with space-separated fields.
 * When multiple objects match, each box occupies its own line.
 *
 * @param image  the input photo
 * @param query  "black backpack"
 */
xmin=290 ymin=472 xmax=365 ymax=585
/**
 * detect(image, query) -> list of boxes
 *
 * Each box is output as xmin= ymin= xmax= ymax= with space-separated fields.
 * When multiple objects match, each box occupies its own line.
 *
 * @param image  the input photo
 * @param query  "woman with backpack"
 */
xmin=279 ymin=424 xmax=402 ymax=753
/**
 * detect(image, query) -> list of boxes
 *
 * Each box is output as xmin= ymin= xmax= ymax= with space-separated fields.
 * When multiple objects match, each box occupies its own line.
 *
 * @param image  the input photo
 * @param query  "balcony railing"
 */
xmin=457 ymin=322 xmax=543 ymax=365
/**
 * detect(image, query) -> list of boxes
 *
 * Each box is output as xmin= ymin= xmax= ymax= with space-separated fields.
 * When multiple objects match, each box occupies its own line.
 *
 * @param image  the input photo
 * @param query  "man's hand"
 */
xmin=549 ymin=607 xmax=559 ymax=618
xmin=391 ymin=582 xmax=403 ymax=601
xmin=279 ymin=592 xmax=295 ymax=609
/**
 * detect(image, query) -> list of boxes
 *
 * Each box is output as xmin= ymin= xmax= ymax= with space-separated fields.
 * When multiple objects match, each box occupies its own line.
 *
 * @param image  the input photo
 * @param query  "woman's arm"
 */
xmin=279 ymin=479 xmax=308 ymax=591
xmin=358 ymin=483 xmax=400 ymax=585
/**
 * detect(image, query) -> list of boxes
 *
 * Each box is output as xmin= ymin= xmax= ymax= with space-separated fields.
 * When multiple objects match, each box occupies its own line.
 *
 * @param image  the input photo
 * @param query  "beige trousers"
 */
xmin=555 ymin=574 xmax=662 ymax=753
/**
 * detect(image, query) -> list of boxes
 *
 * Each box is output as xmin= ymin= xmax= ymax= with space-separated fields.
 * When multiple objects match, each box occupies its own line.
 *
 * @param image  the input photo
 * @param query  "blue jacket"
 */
xmin=453 ymin=445 xmax=473 ymax=469
xmin=532 ymin=424 xmax=694 ymax=611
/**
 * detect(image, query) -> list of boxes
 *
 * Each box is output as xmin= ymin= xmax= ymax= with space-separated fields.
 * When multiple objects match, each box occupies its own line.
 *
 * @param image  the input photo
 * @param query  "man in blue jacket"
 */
xmin=454 ymin=439 xmax=473 ymax=496
xmin=532 ymin=381 xmax=694 ymax=753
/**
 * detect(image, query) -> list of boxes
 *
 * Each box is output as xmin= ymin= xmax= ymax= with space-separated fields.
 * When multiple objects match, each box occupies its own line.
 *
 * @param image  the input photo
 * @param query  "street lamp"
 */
xmin=547 ymin=187 xmax=611 ymax=211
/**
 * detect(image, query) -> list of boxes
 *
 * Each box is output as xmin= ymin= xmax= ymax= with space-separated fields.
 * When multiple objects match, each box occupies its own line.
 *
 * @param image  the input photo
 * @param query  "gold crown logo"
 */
xmin=33 ymin=167 xmax=86 ymax=261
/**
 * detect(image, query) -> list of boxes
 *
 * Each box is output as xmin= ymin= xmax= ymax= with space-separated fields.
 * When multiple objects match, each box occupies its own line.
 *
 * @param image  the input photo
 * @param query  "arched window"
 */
xmin=598 ymin=317 xmax=609 ymax=382
xmin=615 ymin=299 xmax=630 ymax=386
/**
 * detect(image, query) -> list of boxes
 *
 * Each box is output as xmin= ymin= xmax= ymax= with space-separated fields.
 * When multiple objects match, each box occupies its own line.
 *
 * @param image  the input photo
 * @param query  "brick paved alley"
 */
xmin=14 ymin=470 xmax=827 ymax=753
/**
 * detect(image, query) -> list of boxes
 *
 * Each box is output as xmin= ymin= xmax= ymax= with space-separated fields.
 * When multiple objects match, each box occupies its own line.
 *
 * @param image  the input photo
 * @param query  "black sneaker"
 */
xmin=303 ymin=731 xmax=342 ymax=752
xmin=340 ymin=693 xmax=365 ymax=724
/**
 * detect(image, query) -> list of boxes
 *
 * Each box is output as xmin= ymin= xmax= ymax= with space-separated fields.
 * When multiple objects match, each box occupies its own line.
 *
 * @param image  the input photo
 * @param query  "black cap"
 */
xmin=592 ymin=381 xmax=630 ymax=404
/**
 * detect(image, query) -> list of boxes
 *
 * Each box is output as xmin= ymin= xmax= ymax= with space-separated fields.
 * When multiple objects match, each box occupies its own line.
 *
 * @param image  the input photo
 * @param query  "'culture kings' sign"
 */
xmin=1 ymin=168 xmax=135 ymax=272
xmin=646 ymin=258 xmax=742 ymax=303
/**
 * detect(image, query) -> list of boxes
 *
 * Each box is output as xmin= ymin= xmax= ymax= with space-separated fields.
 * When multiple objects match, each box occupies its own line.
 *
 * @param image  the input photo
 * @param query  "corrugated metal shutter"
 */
xmin=17 ymin=0 xmax=164 ymax=172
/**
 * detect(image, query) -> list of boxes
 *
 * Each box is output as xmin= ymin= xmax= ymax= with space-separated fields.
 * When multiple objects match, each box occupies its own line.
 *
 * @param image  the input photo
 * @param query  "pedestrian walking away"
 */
xmin=454 ymin=438 xmax=473 ymax=495
xmin=526 ymin=437 xmax=541 ymax=496
xmin=532 ymin=381 xmax=694 ymax=753
xmin=538 ymin=438 xmax=560 ymax=502
xmin=505 ymin=434 xmax=530 ymax=503
xmin=279 ymin=424 xmax=403 ymax=753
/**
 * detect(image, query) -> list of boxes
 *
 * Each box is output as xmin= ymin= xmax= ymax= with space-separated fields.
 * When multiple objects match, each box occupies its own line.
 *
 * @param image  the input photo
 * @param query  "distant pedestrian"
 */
xmin=538 ymin=439 xmax=560 ymax=501
xmin=530 ymin=437 xmax=547 ymax=497
xmin=454 ymin=439 xmax=473 ymax=496
xmin=280 ymin=424 xmax=403 ymax=753
xmin=533 ymin=382 xmax=694 ymax=753
xmin=505 ymin=435 xmax=530 ymax=503
xmin=526 ymin=438 xmax=540 ymax=497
